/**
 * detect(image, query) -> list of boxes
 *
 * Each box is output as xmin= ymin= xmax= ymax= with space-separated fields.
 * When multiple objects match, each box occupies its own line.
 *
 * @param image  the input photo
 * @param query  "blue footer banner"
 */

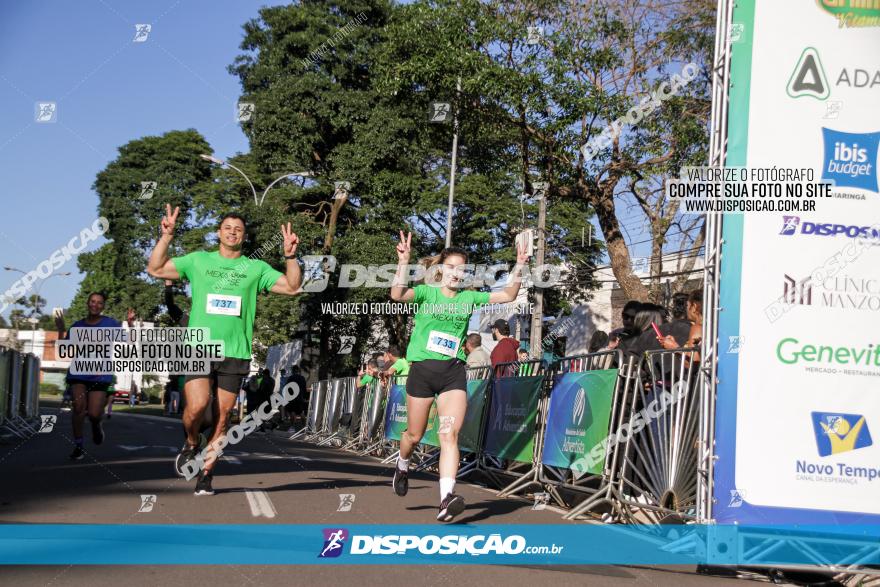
xmin=3 ymin=524 xmax=880 ymax=565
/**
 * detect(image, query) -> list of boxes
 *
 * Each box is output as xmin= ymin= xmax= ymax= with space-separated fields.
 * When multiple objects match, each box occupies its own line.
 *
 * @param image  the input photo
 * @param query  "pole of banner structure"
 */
xmin=528 ymin=188 xmax=547 ymax=359
xmin=444 ymin=76 xmax=461 ymax=248
xmin=200 ymin=154 xmax=310 ymax=208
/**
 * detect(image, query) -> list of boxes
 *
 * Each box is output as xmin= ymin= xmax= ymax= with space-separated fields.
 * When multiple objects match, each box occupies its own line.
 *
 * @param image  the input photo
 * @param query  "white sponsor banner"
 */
xmin=727 ymin=0 xmax=880 ymax=516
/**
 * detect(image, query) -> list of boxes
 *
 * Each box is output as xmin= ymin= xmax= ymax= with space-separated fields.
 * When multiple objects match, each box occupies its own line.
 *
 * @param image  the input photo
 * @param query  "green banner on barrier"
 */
xmin=382 ymin=379 xmax=490 ymax=450
xmin=383 ymin=382 xmax=440 ymax=446
xmin=459 ymin=379 xmax=489 ymax=453
xmin=483 ymin=376 xmax=543 ymax=463
xmin=541 ymin=369 xmax=618 ymax=475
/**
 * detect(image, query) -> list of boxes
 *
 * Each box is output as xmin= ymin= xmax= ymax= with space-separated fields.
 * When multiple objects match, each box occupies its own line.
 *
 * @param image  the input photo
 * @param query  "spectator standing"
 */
xmin=464 ymin=334 xmax=490 ymax=368
xmin=490 ymin=319 xmax=519 ymax=371
xmin=588 ymin=330 xmax=609 ymax=353
xmin=659 ymin=292 xmax=692 ymax=347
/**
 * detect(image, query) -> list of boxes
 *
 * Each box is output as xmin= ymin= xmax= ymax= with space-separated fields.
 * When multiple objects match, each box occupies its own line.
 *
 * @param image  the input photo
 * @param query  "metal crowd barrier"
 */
xmin=303 ymin=380 xmax=330 ymax=441
xmin=317 ymin=377 xmax=355 ymax=447
xmin=290 ymin=348 xmax=704 ymax=526
xmin=535 ymin=351 xmax=634 ymax=516
xmin=612 ymin=347 xmax=703 ymax=524
xmin=479 ymin=359 xmax=547 ymax=495
xmin=1 ymin=349 xmax=41 ymax=438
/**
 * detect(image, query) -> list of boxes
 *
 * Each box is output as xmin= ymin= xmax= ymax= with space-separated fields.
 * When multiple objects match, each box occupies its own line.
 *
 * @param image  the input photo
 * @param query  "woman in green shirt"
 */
xmin=389 ymin=231 xmax=529 ymax=522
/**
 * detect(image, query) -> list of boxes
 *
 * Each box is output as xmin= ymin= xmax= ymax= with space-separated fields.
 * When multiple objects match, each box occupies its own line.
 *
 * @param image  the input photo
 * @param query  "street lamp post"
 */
xmin=3 ymin=267 xmax=71 ymax=355
xmin=199 ymin=155 xmax=312 ymax=207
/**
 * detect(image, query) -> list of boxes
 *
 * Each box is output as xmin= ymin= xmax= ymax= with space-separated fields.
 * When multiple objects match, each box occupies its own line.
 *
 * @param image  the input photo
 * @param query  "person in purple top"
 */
xmin=55 ymin=292 xmax=132 ymax=460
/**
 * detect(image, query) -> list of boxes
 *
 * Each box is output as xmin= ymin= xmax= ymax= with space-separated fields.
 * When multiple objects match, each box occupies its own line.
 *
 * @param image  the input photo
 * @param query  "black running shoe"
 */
xmin=174 ymin=443 xmax=199 ymax=478
xmin=194 ymin=471 xmax=214 ymax=496
xmin=69 ymin=446 xmax=85 ymax=461
xmin=92 ymin=420 xmax=105 ymax=445
xmin=392 ymin=467 xmax=408 ymax=496
xmin=437 ymin=493 xmax=465 ymax=522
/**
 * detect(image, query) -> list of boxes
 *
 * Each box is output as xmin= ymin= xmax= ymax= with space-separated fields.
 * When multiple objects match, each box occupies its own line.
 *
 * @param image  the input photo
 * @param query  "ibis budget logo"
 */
xmin=816 ymin=0 xmax=880 ymax=28
xmin=821 ymin=128 xmax=880 ymax=193
xmin=811 ymin=412 xmax=873 ymax=456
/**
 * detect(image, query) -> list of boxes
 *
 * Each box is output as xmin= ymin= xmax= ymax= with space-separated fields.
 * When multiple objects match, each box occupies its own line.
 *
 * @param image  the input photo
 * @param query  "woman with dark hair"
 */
xmin=588 ymin=330 xmax=609 ymax=353
xmin=389 ymin=232 xmax=529 ymax=522
xmin=625 ymin=303 xmax=668 ymax=360
xmin=659 ymin=288 xmax=704 ymax=357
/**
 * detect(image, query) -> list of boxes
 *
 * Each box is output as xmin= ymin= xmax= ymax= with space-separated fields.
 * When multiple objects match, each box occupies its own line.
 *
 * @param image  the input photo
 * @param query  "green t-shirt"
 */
xmin=359 ymin=374 xmax=375 ymax=386
xmin=405 ymin=285 xmax=490 ymax=362
xmin=390 ymin=357 xmax=410 ymax=376
xmin=172 ymin=250 xmax=283 ymax=360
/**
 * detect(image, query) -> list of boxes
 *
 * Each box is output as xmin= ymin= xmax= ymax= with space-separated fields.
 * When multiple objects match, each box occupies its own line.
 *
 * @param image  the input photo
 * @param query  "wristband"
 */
xmin=284 ymin=254 xmax=297 ymax=260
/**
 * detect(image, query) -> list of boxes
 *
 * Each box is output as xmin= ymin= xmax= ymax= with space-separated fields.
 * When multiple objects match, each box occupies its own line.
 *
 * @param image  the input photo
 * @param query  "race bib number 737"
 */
xmin=206 ymin=294 xmax=241 ymax=316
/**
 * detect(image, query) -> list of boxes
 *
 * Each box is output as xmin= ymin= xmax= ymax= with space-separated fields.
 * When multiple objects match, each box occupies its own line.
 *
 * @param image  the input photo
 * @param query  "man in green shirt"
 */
xmin=381 ymin=345 xmax=410 ymax=380
xmin=147 ymin=205 xmax=302 ymax=496
xmin=356 ymin=359 xmax=380 ymax=391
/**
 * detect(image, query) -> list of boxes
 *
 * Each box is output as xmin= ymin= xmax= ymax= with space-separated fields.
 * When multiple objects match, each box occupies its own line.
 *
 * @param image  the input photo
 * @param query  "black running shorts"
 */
xmin=185 ymin=357 xmax=250 ymax=394
xmin=406 ymin=359 xmax=467 ymax=398
xmin=67 ymin=379 xmax=113 ymax=394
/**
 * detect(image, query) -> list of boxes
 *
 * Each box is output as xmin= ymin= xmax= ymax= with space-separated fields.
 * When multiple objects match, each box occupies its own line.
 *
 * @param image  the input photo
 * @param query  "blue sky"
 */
xmin=0 ymin=0 xmax=287 ymax=318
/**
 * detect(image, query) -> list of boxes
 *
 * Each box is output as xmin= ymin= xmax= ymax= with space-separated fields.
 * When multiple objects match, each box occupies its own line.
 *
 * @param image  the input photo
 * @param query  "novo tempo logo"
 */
xmin=811 ymin=412 xmax=873 ymax=457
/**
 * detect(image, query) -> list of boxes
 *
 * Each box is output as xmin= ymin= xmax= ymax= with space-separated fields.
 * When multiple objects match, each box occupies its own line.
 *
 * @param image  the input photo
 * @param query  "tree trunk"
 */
xmin=589 ymin=182 xmax=650 ymax=301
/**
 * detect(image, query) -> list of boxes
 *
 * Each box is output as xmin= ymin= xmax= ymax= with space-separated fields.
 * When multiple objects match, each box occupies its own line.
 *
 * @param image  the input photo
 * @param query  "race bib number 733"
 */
xmin=427 ymin=330 xmax=459 ymax=357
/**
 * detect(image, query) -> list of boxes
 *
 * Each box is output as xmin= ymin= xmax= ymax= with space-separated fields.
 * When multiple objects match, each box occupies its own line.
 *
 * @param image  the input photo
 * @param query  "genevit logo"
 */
xmin=811 ymin=412 xmax=872 ymax=457
xmin=787 ymin=47 xmax=829 ymax=99
xmin=318 ymin=528 xmax=348 ymax=558
xmin=572 ymin=388 xmax=585 ymax=426
xmin=822 ymin=128 xmax=880 ymax=193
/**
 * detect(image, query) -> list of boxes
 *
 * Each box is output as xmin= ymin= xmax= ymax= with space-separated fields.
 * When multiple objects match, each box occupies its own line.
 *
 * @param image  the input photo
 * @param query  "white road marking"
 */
xmin=245 ymin=490 xmax=276 ymax=518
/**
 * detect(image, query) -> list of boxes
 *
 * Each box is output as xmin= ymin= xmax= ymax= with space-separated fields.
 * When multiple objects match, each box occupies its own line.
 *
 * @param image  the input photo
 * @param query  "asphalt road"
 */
xmin=0 ymin=407 xmax=775 ymax=587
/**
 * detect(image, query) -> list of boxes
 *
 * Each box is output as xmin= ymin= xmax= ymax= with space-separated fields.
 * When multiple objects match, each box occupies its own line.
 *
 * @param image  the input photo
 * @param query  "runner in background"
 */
xmin=55 ymin=298 xmax=134 ymax=460
xmin=389 ymin=231 xmax=529 ymax=522
xmin=146 ymin=204 xmax=302 ymax=496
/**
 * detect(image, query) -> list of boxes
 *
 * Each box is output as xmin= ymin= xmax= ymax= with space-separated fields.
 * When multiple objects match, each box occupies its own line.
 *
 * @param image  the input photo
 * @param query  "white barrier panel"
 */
xmin=713 ymin=0 xmax=880 ymax=525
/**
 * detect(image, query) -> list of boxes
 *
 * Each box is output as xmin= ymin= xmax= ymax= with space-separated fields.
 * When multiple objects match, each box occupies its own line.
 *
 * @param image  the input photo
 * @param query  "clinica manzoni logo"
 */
xmin=780 ymin=274 xmax=880 ymax=313
xmin=822 ymin=128 xmax=880 ymax=193
xmin=795 ymin=411 xmax=877 ymax=486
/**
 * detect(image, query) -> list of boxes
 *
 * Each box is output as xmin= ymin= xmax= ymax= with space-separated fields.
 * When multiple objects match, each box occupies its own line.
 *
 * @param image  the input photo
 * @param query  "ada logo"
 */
xmin=822 ymin=128 xmax=880 ymax=193
xmin=319 ymin=528 xmax=348 ymax=558
xmin=787 ymin=48 xmax=829 ymax=100
xmin=811 ymin=412 xmax=873 ymax=457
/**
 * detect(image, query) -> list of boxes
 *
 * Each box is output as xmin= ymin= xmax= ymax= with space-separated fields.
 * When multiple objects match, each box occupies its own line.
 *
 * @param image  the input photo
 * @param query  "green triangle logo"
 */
xmin=787 ymin=47 xmax=830 ymax=100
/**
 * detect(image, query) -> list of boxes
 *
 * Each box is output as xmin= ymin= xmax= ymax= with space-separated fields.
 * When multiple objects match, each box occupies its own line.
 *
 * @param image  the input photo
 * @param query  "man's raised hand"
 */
xmin=282 ymin=222 xmax=300 ymax=257
xmin=161 ymin=204 xmax=179 ymax=238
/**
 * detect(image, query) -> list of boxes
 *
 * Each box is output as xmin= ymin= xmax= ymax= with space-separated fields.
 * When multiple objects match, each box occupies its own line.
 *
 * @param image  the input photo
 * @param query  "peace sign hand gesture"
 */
xmin=396 ymin=230 xmax=412 ymax=263
xmin=161 ymin=204 xmax=179 ymax=238
xmin=281 ymin=222 xmax=300 ymax=257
